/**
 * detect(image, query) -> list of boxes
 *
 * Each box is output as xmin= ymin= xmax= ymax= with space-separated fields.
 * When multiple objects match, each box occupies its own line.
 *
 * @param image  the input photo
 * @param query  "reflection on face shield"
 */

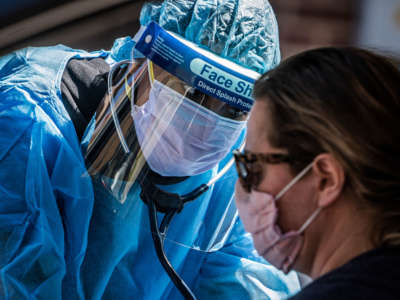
xmin=85 ymin=58 xmax=247 ymax=203
xmin=132 ymin=61 xmax=247 ymax=177
xmin=148 ymin=63 xmax=248 ymax=121
xmin=85 ymin=21 xmax=258 ymax=211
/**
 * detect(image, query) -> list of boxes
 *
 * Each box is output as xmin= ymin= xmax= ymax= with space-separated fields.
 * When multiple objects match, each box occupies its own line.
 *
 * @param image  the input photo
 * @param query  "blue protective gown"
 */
xmin=0 ymin=42 xmax=300 ymax=299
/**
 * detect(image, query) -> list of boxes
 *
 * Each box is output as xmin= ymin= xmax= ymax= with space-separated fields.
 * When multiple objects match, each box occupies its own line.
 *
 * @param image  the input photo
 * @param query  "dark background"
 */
xmin=0 ymin=0 xmax=146 ymax=56
xmin=1 ymin=0 xmax=399 ymax=59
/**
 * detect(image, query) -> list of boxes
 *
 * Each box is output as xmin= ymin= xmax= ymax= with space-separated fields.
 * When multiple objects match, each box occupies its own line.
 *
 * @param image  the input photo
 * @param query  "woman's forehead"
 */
xmin=247 ymin=101 xmax=273 ymax=150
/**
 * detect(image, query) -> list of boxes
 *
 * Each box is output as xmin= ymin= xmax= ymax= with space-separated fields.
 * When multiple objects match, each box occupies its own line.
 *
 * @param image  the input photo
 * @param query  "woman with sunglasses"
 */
xmin=234 ymin=47 xmax=400 ymax=299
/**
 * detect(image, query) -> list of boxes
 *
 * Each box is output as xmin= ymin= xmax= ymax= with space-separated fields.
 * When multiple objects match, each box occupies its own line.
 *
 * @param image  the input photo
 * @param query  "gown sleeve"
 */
xmin=0 ymin=63 xmax=94 ymax=299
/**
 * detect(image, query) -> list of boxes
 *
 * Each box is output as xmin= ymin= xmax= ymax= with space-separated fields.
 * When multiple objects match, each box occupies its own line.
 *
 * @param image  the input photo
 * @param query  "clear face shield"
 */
xmin=84 ymin=22 xmax=259 ymax=253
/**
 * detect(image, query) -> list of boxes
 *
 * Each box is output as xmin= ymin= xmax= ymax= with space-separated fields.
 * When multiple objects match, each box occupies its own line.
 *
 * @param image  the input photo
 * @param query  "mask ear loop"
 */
xmin=273 ymin=161 xmax=322 ymax=234
xmin=298 ymin=207 xmax=322 ymax=234
xmin=275 ymin=162 xmax=314 ymax=200
xmin=107 ymin=59 xmax=133 ymax=154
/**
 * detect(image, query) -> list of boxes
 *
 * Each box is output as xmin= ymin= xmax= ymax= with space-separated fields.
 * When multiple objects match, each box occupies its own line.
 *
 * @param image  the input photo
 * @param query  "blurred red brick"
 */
xmin=269 ymin=0 xmax=359 ymax=58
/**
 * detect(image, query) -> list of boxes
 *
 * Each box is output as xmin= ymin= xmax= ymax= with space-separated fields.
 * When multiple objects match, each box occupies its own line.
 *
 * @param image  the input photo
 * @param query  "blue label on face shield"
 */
xmin=134 ymin=22 xmax=260 ymax=112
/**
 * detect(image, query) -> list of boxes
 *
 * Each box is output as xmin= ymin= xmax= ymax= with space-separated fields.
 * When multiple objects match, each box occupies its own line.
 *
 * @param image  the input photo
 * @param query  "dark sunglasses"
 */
xmin=233 ymin=149 xmax=292 ymax=192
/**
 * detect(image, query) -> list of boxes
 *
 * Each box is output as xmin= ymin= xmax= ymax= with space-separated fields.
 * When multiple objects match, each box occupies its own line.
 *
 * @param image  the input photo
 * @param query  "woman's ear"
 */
xmin=313 ymin=153 xmax=345 ymax=208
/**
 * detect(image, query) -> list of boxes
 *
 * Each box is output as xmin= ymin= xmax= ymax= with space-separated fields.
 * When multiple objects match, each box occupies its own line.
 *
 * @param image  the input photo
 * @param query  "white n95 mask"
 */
xmin=132 ymin=80 xmax=246 ymax=177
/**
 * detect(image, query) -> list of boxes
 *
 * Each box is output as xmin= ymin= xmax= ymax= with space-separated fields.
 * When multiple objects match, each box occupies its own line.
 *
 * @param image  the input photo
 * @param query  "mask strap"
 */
xmin=273 ymin=160 xmax=322 ymax=235
xmin=297 ymin=207 xmax=322 ymax=234
xmin=276 ymin=162 xmax=314 ymax=200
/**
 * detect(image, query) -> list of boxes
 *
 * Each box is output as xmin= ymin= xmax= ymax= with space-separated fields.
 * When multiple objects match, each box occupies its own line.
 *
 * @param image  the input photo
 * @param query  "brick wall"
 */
xmin=269 ymin=0 xmax=360 ymax=58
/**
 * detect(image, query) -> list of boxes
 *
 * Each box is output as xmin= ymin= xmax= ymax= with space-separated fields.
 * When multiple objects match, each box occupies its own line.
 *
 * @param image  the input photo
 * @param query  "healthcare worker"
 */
xmin=0 ymin=1 xmax=300 ymax=299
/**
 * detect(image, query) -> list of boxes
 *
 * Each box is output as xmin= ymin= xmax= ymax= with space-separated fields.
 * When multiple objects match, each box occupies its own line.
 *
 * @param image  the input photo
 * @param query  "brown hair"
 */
xmin=253 ymin=47 xmax=400 ymax=247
